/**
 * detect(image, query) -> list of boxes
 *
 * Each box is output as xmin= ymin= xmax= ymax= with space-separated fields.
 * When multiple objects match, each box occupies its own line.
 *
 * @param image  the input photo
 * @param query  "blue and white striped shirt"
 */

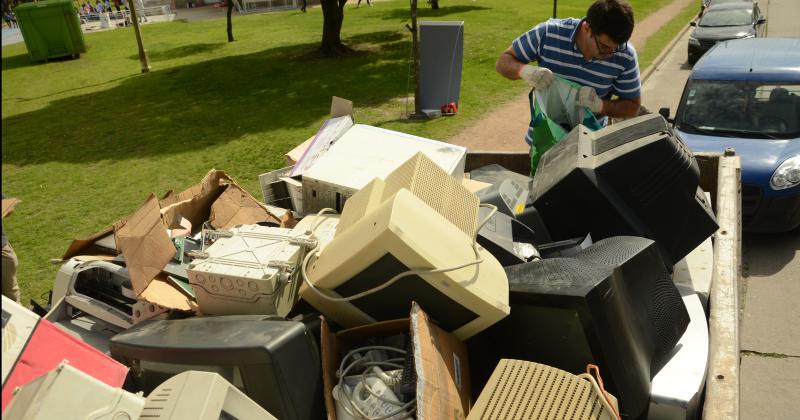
xmin=513 ymin=18 xmax=641 ymax=144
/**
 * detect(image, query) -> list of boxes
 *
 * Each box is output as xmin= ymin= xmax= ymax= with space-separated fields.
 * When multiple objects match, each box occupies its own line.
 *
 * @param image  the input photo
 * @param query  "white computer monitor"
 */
xmin=4 ymin=362 xmax=144 ymax=420
xmin=141 ymin=371 xmax=277 ymax=420
xmin=300 ymin=188 xmax=510 ymax=340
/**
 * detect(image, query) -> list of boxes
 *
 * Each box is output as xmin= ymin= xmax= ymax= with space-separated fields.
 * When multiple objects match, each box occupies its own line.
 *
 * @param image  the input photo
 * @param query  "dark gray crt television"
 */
xmin=469 ymin=236 xmax=690 ymax=419
xmin=530 ymin=113 xmax=718 ymax=268
xmin=108 ymin=315 xmax=324 ymax=420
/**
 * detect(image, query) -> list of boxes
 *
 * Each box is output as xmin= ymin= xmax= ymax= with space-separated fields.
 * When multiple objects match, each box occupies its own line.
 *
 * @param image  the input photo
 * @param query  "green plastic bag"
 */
xmin=529 ymin=77 xmax=603 ymax=177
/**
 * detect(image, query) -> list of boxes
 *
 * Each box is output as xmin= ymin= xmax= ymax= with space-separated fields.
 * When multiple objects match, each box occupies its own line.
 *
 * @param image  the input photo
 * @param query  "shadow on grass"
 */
xmin=1 ymin=53 xmax=36 ymax=71
xmin=2 ymin=30 xmax=412 ymax=166
xmin=379 ymin=5 xmax=490 ymax=21
xmin=128 ymin=42 xmax=227 ymax=62
xmin=0 ymin=52 xmax=82 ymax=71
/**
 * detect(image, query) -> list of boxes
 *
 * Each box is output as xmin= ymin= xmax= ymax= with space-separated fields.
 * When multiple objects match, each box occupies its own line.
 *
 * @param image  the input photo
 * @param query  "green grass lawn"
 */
xmin=2 ymin=0 xmax=677 ymax=304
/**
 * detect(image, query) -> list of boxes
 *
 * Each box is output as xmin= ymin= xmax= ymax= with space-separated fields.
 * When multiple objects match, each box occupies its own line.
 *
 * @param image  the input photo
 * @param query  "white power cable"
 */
xmin=336 ymin=345 xmax=415 ymax=420
xmin=300 ymin=204 xmax=498 ymax=303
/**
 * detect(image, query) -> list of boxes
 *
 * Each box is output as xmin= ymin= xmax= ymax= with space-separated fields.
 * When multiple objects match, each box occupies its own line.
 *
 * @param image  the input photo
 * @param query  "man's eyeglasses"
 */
xmin=591 ymin=32 xmax=627 ymax=55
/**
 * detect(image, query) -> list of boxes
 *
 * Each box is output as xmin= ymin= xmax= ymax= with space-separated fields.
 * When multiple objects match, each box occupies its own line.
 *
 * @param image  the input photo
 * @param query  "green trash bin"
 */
xmin=14 ymin=0 xmax=86 ymax=62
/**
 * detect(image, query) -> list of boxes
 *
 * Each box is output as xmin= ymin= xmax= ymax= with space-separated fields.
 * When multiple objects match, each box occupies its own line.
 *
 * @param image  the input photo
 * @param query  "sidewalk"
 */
xmin=447 ymin=0 xmax=696 ymax=152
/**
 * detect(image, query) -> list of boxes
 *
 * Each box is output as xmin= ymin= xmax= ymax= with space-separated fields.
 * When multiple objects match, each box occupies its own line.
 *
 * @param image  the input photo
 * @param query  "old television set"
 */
xmin=300 ymin=189 xmax=510 ymax=341
xmin=469 ymin=236 xmax=689 ymax=419
xmin=108 ymin=315 xmax=324 ymax=420
xmin=140 ymin=371 xmax=277 ymax=420
xmin=531 ymin=114 xmax=718 ymax=267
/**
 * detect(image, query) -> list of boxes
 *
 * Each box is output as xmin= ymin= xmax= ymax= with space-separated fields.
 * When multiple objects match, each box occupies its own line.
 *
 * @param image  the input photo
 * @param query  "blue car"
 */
xmin=663 ymin=38 xmax=800 ymax=232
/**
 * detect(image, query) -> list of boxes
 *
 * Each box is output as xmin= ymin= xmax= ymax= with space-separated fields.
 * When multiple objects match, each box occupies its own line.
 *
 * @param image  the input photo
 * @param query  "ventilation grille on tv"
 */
xmin=337 ymin=153 xmax=479 ymax=237
xmin=574 ymin=236 xmax=688 ymax=366
xmin=468 ymin=359 xmax=615 ymax=420
xmin=384 ymin=152 xmax=478 ymax=235
xmin=592 ymin=114 xmax=668 ymax=156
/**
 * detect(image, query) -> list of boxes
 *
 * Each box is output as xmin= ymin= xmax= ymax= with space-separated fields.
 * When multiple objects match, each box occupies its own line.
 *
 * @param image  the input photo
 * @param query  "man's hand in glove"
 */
xmin=576 ymin=86 xmax=604 ymax=114
xmin=519 ymin=65 xmax=554 ymax=89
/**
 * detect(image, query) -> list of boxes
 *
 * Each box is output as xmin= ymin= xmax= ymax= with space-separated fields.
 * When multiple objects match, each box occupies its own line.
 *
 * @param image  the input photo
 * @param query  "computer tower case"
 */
xmin=531 ymin=114 xmax=718 ymax=267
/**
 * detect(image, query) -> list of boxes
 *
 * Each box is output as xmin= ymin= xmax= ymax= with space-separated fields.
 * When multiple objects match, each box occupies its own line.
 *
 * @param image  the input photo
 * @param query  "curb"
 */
xmin=641 ymin=16 xmax=696 ymax=84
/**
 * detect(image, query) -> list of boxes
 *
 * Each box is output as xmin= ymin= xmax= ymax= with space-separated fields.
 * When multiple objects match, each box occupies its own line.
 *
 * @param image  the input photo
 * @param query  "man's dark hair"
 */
xmin=586 ymin=0 xmax=635 ymax=45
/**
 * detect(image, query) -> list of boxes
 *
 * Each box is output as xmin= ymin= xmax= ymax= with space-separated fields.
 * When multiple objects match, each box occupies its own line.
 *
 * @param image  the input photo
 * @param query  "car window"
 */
xmin=699 ymin=9 xmax=753 ymax=26
xmin=677 ymin=81 xmax=800 ymax=139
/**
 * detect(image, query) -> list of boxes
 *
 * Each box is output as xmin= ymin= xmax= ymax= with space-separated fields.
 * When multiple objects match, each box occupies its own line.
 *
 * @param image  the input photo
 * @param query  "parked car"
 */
xmin=688 ymin=2 xmax=766 ymax=64
xmin=661 ymin=38 xmax=800 ymax=233
xmin=699 ymin=0 xmax=754 ymax=16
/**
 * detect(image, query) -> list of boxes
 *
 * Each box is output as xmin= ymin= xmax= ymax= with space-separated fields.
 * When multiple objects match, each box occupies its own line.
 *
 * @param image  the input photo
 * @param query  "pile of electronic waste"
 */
xmin=2 ymin=102 xmax=719 ymax=420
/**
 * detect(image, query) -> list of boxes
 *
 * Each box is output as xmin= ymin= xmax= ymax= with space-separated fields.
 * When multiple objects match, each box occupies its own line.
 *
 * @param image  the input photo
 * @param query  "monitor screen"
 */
xmin=108 ymin=315 xmax=324 ymax=420
xmin=531 ymin=114 xmax=718 ymax=267
xmin=468 ymin=236 xmax=689 ymax=418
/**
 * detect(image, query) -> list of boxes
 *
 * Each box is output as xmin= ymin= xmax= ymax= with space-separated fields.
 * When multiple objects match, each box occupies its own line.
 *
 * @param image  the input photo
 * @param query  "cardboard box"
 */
xmin=62 ymin=169 xmax=281 ymax=302
xmin=321 ymin=302 xmax=471 ymax=420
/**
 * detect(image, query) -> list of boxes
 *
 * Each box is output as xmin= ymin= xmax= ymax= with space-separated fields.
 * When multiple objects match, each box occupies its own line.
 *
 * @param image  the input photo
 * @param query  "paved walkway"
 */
xmin=448 ymin=0 xmax=697 ymax=152
xmin=1 ymin=27 xmax=22 ymax=47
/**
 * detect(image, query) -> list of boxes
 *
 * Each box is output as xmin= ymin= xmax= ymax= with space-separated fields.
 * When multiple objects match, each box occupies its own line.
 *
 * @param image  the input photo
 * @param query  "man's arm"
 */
xmin=601 ymin=96 xmax=641 ymax=118
xmin=496 ymin=47 xmax=526 ymax=80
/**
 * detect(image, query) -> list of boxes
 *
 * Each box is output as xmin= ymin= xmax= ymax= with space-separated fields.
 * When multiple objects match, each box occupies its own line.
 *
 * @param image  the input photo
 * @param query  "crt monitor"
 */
xmin=300 ymin=188 xmax=510 ymax=341
xmin=108 ymin=315 xmax=324 ymax=420
xmin=141 ymin=371 xmax=277 ymax=420
xmin=468 ymin=236 xmax=689 ymax=419
xmin=531 ymin=113 xmax=718 ymax=267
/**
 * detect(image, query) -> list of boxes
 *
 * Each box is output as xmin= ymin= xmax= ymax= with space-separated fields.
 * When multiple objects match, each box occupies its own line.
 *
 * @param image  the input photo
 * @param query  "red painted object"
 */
xmin=440 ymin=102 xmax=458 ymax=115
xmin=1 ymin=297 xmax=128 ymax=412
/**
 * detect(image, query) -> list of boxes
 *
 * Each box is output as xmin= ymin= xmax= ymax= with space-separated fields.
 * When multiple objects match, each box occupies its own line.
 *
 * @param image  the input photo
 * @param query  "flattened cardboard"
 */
xmin=411 ymin=303 xmax=471 ymax=419
xmin=159 ymin=170 xmax=231 ymax=231
xmin=209 ymin=183 xmax=280 ymax=230
xmin=2 ymin=197 xmax=21 ymax=218
xmin=330 ymin=96 xmax=354 ymax=118
xmin=321 ymin=303 xmax=471 ymax=420
xmin=113 ymin=194 xmax=176 ymax=297
xmin=63 ymin=226 xmax=116 ymax=260
xmin=63 ymin=169 xmax=279 ymax=286
xmin=139 ymin=274 xmax=197 ymax=312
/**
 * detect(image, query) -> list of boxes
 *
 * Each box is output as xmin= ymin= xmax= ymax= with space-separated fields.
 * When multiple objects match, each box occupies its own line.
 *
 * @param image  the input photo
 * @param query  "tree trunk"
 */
xmin=226 ymin=0 xmax=235 ymax=42
xmin=429 ymin=0 xmax=439 ymax=9
xmin=319 ymin=0 xmax=349 ymax=56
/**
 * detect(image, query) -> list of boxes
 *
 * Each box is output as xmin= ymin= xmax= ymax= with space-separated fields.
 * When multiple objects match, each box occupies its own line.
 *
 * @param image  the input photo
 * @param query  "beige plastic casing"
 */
xmin=300 ymin=189 xmax=510 ymax=340
xmin=336 ymin=152 xmax=479 ymax=237
xmin=468 ymin=359 xmax=619 ymax=420
xmin=140 ymin=371 xmax=277 ymax=420
xmin=4 ymin=362 xmax=144 ymax=420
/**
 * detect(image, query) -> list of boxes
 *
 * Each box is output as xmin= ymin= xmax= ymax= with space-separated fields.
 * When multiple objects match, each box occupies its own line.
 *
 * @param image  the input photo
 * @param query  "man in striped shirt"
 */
xmin=496 ymin=0 xmax=641 ymax=145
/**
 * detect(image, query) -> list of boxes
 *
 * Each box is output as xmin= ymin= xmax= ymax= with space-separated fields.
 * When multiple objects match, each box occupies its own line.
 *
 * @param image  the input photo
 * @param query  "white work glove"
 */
xmin=519 ymin=65 xmax=554 ymax=89
xmin=576 ymin=86 xmax=604 ymax=113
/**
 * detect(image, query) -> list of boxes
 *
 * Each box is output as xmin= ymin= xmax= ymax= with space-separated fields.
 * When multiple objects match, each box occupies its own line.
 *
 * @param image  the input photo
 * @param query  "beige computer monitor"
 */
xmin=336 ymin=152 xmax=479 ymax=238
xmin=141 ymin=371 xmax=277 ymax=420
xmin=468 ymin=359 xmax=618 ymax=420
xmin=300 ymin=189 xmax=510 ymax=340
